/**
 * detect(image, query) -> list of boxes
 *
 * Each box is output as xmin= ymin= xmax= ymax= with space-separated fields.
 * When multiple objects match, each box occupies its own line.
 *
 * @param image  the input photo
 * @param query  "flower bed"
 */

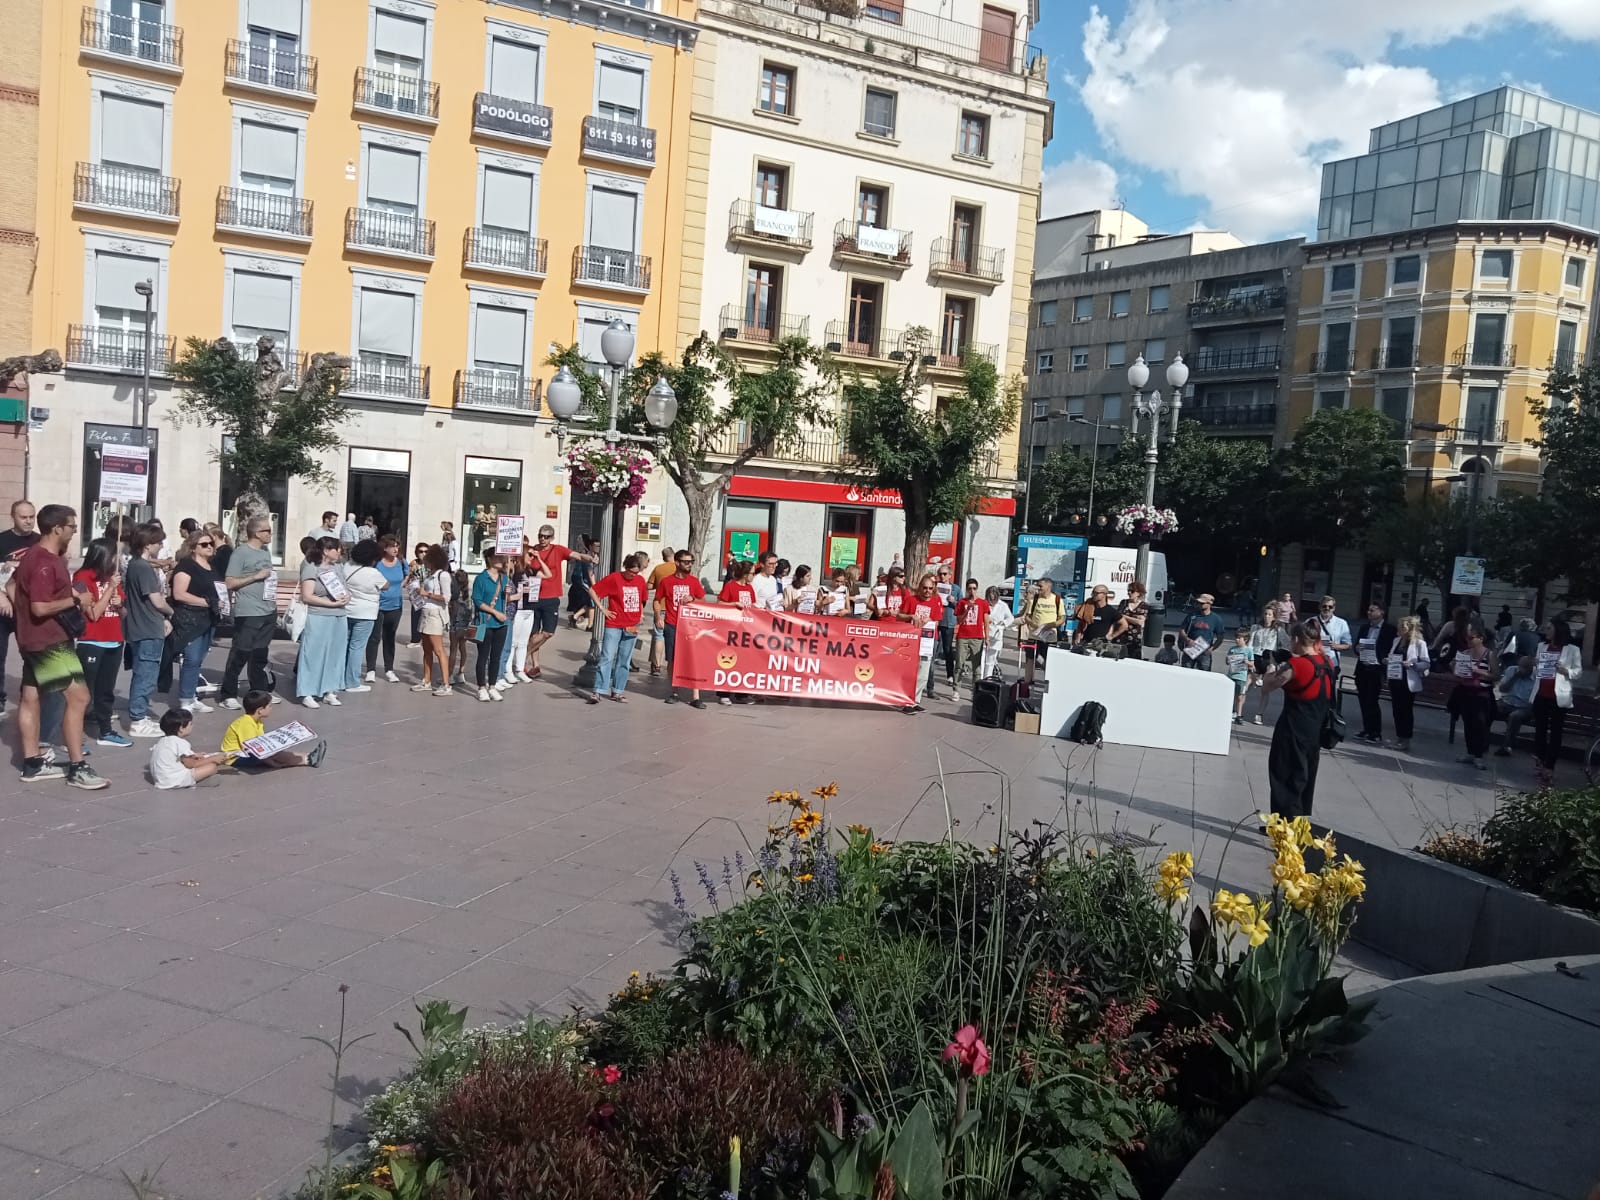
xmin=302 ymin=796 xmax=1371 ymax=1200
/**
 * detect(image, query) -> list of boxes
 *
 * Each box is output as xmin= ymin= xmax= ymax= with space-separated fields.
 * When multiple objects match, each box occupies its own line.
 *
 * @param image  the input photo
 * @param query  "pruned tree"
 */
xmin=840 ymin=330 xmax=1021 ymax=576
xmin=171 ymin=337 xmax=350 ymax=530
xmin=1365 ymin=496 xmax=1474 ymax=616
xmin=0 ymin=350 xmax=63 ymax=390
xmin=1270 ymin=407 xmax=1405 ymax=547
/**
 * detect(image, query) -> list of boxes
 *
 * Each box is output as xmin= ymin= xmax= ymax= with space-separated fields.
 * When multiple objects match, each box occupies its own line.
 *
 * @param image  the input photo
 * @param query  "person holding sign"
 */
xmin=588 ymin=553 xmax=650 ymax=703
xmin=1385 ymin=616 xmax=1429 ymax=752
xmin=656 ymin=549 xmax=707 ymax=709
xmin=894 ymin=572 xmax=945 ymax=710
xmin=1446 ymin=630 xmax=1495 ymax=770
xmin=1178 ymin=594 xmax=1223 ymax=673
xmin=1532 ymin=618 xmax=1583 ymax=776
xmin=221 ymin=691 xmax=325 ymax=770
xmin=295 ymin=537 xmax=350 ymax=708
xmin=716 ymin=561 xmax=759 ymax=704
xmin=220 ymin=517 xmax=278 ymax=708
xmin=783 ymin=565 xmax=817 ymax=614
xmin=1351 ymin=603 xmax=1396 ymax=743
xmin=953 ymin=578 xmax=990 ymax=694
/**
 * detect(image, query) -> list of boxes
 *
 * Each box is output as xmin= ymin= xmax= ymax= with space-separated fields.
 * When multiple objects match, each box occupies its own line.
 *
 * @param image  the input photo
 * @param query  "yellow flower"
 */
xmin=848 ymin=823 xmax=871 ymax=836
xmin=1282 ymin=871 xmax=1319 ymax=910
xmin=1153 ymin=874 xmax=1190 ymax=903
xmin=629 ymin=971 xmax=640 ymax=979
xmin=812 ymin=782 xmax=840 ymax=800
xmin=1240 ymin=915 xmax=1271 ymax=947
xmin=1163 ymin=851 xmax=1195 ymax=874
xmin=790 ymin=810 xmax=823 ymax=839
xmin=795 ymin=873 xmax=815 ymax=883
xmin=1211 ymin=889 xmax=1248 ymax=925
xmin=869 ymin=841 xmax=888 ymax=855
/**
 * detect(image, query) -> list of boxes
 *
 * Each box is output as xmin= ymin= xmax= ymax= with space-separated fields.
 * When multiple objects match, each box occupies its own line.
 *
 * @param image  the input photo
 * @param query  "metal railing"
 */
xmin=926 ymin=342 xmax=999 ymax=370
xmin=472 ymin=91 xmax=553 ymax=144
xmin=572 ymin=246 xmax=652 ymax=290
xmin=353 ymin=66 xmax=440 ymax=120
xmin=1408 ymin=417 xmax=1509 ymax=443
xmin=823 ymin=320 xmax=909 ymax=361
xmin=232 ymin=339 xmax=306 ymax=388
xmin=223 ymin=39 xmax=316 ymax=93
xmin=463 ymin=227 xmax=548 ymax=276
xmin=1371 ymin=344 xmax=1417 ymax=370
xmin=1192 ymin=403 xmax=1277 ymax=430
xmin=727 ymin=200 xmax=814 ymax=251
xmin=345 ymin=207 xmax=435 ymax=257
xmin=1550 ymin=352 xmax=1585 ymax=372
xmin=454 ymin=369 xmax=541 ymax=414
xmin=1187 ymin=287 xmax=1288 ymax=324
xmin=216 ymin=187 xmax=312 ymax=238
xmin=832 ymin=219 xmax=912 ymax=264
xmin=929 ymin=236 xmax=1005 ymax=282
xmin=718 ymin=304 xmax=810 ymax=344
xmin=581 ymin=114 xmax=656 ymax=164
xmin=1191 ymin=345 xmax=1282 ymax=373
xmin=344 ymin=358 xmax=430 ymax=401
xmin=1453 ymin=343 xmax=1516 ymax=368
xmin=709 ymin=425 xmax=852 ymax=468
xmin=80 ymin=5 xmax=182 ymax=68
xmin=66 ymin=324 xmax=176 ymax=374
xmin=725 ymin=0 xmax=1035 ymax=74
xmin=1311 ymin=350 xmax=1352 ymax=373
xmin=75 ymin=161 xmax=179 ymax=218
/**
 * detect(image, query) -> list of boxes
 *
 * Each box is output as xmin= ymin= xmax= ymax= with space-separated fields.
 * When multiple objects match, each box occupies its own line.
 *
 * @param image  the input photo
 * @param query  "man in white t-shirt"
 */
xmin=752 ymin=550 xmax=783 ymax=612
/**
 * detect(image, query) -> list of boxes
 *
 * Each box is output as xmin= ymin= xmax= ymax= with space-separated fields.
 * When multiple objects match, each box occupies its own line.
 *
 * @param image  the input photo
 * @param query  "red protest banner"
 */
xmin=671 ymin=603 xmax=922 ymax=708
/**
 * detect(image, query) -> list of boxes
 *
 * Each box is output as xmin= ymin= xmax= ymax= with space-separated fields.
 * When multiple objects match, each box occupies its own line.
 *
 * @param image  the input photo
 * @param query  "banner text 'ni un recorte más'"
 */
xmin=671 ymin=604 xmax=922 ymax=708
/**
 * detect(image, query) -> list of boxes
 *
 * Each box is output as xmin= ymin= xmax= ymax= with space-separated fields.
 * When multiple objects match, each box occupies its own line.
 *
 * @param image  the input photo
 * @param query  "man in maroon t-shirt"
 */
xmin=654 ymin=549 xmax=706 ymax=709
xmin=522 ymin=523 xmax=598 ymax=676
xmin=11 ymin=504 xmax=108 ymax=789
xmin=587 ymin=552 xmax=651 ymax=703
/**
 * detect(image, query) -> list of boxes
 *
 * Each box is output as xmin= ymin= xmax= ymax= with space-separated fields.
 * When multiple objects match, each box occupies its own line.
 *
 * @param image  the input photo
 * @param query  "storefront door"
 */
xmin=462 ymin=455 xmax=522 ymax=569
xmin=823 ymin=506 xmax=871 ymax=574
xmin=347 ymin=448 xmax=412 ymax=546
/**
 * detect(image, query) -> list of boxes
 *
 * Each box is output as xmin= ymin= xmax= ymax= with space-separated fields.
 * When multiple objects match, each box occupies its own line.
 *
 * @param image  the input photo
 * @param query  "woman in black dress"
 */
xmin=1261 ymin=620 xmax=1336 ymax=821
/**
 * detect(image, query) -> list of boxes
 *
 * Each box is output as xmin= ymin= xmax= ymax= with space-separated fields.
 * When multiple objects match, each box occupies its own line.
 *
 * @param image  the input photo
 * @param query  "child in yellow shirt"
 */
xmin=222 ymin=691 xmax=326 ymax=771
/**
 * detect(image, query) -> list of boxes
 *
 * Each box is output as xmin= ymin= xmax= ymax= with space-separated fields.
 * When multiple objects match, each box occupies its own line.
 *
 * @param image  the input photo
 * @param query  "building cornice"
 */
xmin=488 ymin=0 xmax=699 ymax=51
xmin=1309 ymin=220 xmax=1599 ymax=260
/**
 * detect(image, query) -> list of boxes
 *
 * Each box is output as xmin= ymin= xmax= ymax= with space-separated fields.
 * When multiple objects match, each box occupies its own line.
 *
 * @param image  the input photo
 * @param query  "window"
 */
xmin=1556 ymin=320 xmax=1579 ymax=370
xmin=1066 ymin=397 xmax=1085 ymax=418
xmin=365 ymin=145 xmax=420 ymax=215
xmin=1148 ymin=285 xmax=1170 ymax=313
xmin=1321 ymin=322 xmax=1351 ymax=370
xmin=372 ymin=10 xmax=427 ymax=111
xmin=1072 ymin=295 xmax=1093 ymax=322
xmin=1378 ymin=386 xmax=1410 ymax=427
xmin=1070 ymin=347 xmax=1089 ymax=371
xmin=940 ymin=296 xmax=974 ymax=360
xmin=958 ymin=111 xmax=989 ymax=158
xmin=92 ymin=250 xmax=159 ymax=338
xmin=1038 ymin=300 xmax=1057 ymax=327
xmin=755 ymin=163 xmax=787 ymax=210
xmin=480 ymin=163 xmax=536 ymax=234
xmin=1479 ymin=249 xmax=1513 ymax=281
xmin=1032 ymin=399 xmax=1049 ymax=421
xmin=238 ymin=120 xmax=297 ymax=194
xmin=865 ymin=0 xmax=904 ymax=23
xmin=1143 ymin=338 xmax=1166 ymax=363
xmin=745 ymin=263 xmax=783 ymax=336
xmin=100 ymin=93 xmax=165 ymax=177
xmin=759 ymin=63 xmax=793 ymax=115
xmin=1110 ymin=290 xmax=1130 ymax=318
xmin=229 ymin=270 xmax=292 ymax=347
xmin=1102 ymin=394 xmax=1123 ymax=422
xmin=857 ymin=185 xmax=887 ymax=228
xmin=356 ymin=287 xmax=418 ymax=382
xmin=1106 ymin=342 xmax=1126 ymax=368
xmin=1317 ymin=390 xmax=1346 ymax=410
xmin=1035 ymin=352 xmax=1053 ymax=374
xmin=979 ymin=5 xmax=1015 ymax=69
xmin=1384 ymin=315 xmax=1416 ymax=367
xmin=1566 ymin=257 xmax=1586 ymax=289
xmin=471 ymin=303 xmax=528 ymax=383
xmin=846 ymin=279 xmax=882 ymax=351
xmin=596 ymin=62 xmax=645 ymax=124
xmin=578 ymin=306 xmax=637 ymax=372
xmin=487 ymin=35 xmax=542 ymax=103
xmin=863 ymin=88 xmax=896 ymax=138
xmin=1391 ymin=254 xmax=1421 ymax=286
xmin=245 ymin=0 xmax=304 ymax=90
xmin=1328 ymin=263 xmax=1356 ymax=293
xmin=586 ymin=184 xmax=640 ymax=255
xmin=1465 ymin=385 xmax=1499 ymax=433
xmin=107 ymin=0 xmax=169 ymax=61
xmin=951 ymin=204 xmax=980 ymax=270
xmin=1471 ymin=312 xmax=1507 ymax=362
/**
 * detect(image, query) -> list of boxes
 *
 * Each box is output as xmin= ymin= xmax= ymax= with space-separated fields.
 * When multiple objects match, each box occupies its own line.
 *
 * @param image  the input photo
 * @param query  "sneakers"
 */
xmin=21 ymin=758 xmax=66 ymax=783
xmin=301 ymin=695 xmax=321 ymax=709
xmin=901 ymin=703 xmax=926 ymax=715
xmin=478 ymin=687 xmax=492 ymax=702
xmin=181 ymin=698 xmax=214 ymax=714
xmin=1232 ymin=715 xmax=1243 ymax=725
xmin=321 ymin=693 xmax=342 ymax=706
xmin=308 ymin=740 xmax=328 ymax=768
xmin=410 ymin=683 xmax=431 ymax=693
xmin=195 ymin=676 xmax=218 ymax=695
xmin=129 ymin=717 xmax=163 ymax=738
xmin=719 ymin=696 xmax=733 ymax=706
xmin=96 ymin=732 xmax=134 ymax=748
xmin=344 ymin=685 xmax=372 ymax=694
xmin=66 ymin=763 xmax=109 ymax=791
xmin=364 ymin=670 xmax=375 ymax=683
xmin=220 ymin=697 xmax=243 ymax=711
xmin=1252 ymin=715 xmax=1263 ymax=725
xmin=665 ymin=694 xmax=680 ymax=704
xmin=515 ymin=670 xmax=533 ymax=684
xmin=489 ymin=686 xmax=505 ymax=702
xmin=432 ymin=686 xmax=452 ymax=698
xmin=689 ymin=698 xmax=707 ymax=710
xmin=498 ymin=676 xmax=518 ymax=688
xmin=385 ymin=671 xmax=400 ymax=683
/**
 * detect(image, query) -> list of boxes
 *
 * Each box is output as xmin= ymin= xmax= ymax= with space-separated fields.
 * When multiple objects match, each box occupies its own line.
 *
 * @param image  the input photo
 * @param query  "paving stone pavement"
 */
xmin=0 ymin=636 xmax=1512 ymax=1198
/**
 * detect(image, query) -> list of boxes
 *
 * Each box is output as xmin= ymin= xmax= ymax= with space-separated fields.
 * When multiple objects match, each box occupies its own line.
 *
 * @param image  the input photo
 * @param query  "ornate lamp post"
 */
xmin=1126 ymin=352 xmax=1188 ymax=599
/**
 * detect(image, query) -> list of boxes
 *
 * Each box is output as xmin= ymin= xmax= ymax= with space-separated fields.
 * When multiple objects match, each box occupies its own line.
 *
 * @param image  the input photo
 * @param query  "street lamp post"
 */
xmin=1068 ymin=413 xmax=1112 ymax=531
xmin=545 ymin=318 xmax=678 ymax=691
xmin=1125 ymin=354 xmax=1188 ymax=595
xmin=134 ymin=278 xmax=155 ymax=523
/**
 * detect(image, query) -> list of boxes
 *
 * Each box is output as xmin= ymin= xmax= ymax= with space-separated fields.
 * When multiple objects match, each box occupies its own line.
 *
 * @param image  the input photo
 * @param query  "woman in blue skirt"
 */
xmin=296 ymin=536 xmax=350 ymax=708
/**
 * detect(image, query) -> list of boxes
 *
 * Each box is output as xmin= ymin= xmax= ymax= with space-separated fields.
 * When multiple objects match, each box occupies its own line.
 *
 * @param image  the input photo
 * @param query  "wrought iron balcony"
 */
xmin=463 ymin=228 xmax=548 ymax=278
xmin=343 ymin=358 xmax=430 ymax=402
xmin=1187 ymin=287 xmax=1288 ymax=325
xmin=823 ymin=320 xmax=909 ymax=362
xmin=454 ymin=369 xmax=542 ymax=414
xmin=353 ymin=66 xmax=440 ymax=121
xmin=473 ymin=92 xmax=553 ymax=146
xmin=1453 ymin=343 xmax=1516 ymax=368
xmin=1191 ymin=345 xmax=1282 ymax=374
xmin=832 ymin=219 xmax=912 ymax=267
xmin=75 ymin=162 xmax=180 ymax=219
xmin=581 ymin=115 xmax=656 ymax=165
xmin=345 ymin=207 xmax=435 ymax=259
xmin=1191 ymin=403 xmax=1277 ymax=430
xmin=926 ymin=342 xmax=999 ymax=371
xmin=66 ymin=324 xmax=175 ymax=375
xmin=216 ymin=187 xmax=313 ymax=240
xmin=1311 ymin=350 xmax=1352 ymax=374
xmin=1408 ymin=417 xmax=1509 ymax=443
xmin=709 ymin=426 xmax=852 ymax=469
xmin=727 ymin=200 xmax=814 ymax=252
xmin=224 ymin=39 xmax=317 ymax=95
xmin=1549 ymin=351 xmax=1584 ymax=372
xmin=928 ymin=236 xmax=1005 ymax=283
xmin=718 ymin=304 xmax=810 ymax=345
xmin=80 ymin=5 xmax=182 ymax=70
xmin=1371 ymin=344 xmax=1418 ymax=370
xmin=572 ymin=246 xmax=651 ymax=292
xmin=232 ymin=339 xmax=307 ymax=389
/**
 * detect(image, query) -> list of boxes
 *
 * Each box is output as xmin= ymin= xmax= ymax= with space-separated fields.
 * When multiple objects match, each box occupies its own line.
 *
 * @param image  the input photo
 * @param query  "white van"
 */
xmin=1084 ymin=546 xmax=1169 ymax=614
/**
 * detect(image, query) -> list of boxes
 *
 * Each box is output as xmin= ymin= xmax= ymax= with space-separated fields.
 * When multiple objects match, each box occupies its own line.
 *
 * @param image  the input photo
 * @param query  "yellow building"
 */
xmin=26 ymin=0 xmax=697 ymax=559
xmin=0 ymin=0 xmax=45 ymax=496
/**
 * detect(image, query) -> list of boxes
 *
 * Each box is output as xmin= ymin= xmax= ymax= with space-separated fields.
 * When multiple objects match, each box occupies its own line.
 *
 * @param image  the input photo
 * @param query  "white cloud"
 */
xmin=1040 ymin=153 xmax=1123 ymax=218
xmin=1071 ymin=0 xmax=1600 ymax=240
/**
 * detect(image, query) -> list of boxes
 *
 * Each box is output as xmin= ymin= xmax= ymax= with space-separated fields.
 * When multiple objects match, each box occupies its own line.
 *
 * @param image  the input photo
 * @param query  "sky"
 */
xmin=1032 ymin=0 xmax=1600 ymax=241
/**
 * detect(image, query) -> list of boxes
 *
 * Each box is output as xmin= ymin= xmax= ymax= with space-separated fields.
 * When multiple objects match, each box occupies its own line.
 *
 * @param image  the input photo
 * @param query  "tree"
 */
xmin=0 ymin=350 xmax=63 ymax=390
xmin=1480 ymin=493 xmax=1567 ymax=618
xmin=1270 ymin=407 xmax=1405 ymax=546
xmin=1522 ymin=361 xmax=1600 ymax=603
xmin=546 ymin=335 xmax=835 ymax=572
xmin=840 ymin=331 xmax=1021 ymax=575
xmin=171 ymin=337 xmax=350 ymax=528
xmin=1366 ymin=496 xmax=1473 ymax=615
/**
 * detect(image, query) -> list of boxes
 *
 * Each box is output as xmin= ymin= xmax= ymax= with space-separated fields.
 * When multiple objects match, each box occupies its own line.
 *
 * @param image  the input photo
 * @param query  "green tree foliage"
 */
xmin=1365 ymin=496 xmax=1474 ymax=615
xmin=1520 ymin=361 xmax=1600 ymax=603
xmin=839 ymin=330 xmax=1021 ymax=575
xmin=1480 ymin=492 xmax=1568 ymax=617
xmin=1269 ymin=407 xmax=1406 ymax=546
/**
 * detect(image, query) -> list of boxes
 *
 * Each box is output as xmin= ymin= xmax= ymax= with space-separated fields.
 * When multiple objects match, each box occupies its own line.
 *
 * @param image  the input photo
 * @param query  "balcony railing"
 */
xmin=1187 ymin=287 xmax=1288 ymax=325
xmin=926 ymin=342 xmax=999 ymax=371
xmin=1192 ymin=403 xmax=1278 ymax=430
xmin=66 ymin=324 xmax=175 ymax=375
xmin=353 ymin=66 xmax=440 ymax=121
xmin=463 ymin=228 xmax=548 ymax=278
xmin=1409 ymin=417 xmax=1510 ymax=443
xmin=572 ymin=246 xmax=652 ymax=291
xmin=823 ymin=320 xmax=910 ymax=362
xmin=581 ymin=115 xmax=657 ymax=165
xmin=832 ymin=219 xmax=913 ymax=266
xmin=718 ymin=304 xmax=810 ymax=345
xmin=345 ymin=207 xmax=435 ymax=258
xmin=80 ymin=5 xmax=182 ymax=69
xmin=1453 ymin=343 xmax=1517 ymax=368
xmin=75 ymin=161 xmax=179 ymax=219
xmin=232 ymin=339 xmax=306 ymax=389
xmin=727 ymin=200 xmax=814 ymax=251
xmin=454 ymin=369 xmax=542 ymax=414
xmin=1550 ymin=352 xmax=1585 ymax=372
xmin=1371 ymin=344 xmax=1418 ymax=370
xmin=1311 ymin=350 xmax=1352 ymax=373
xmin=216 ymin=187 xmax=313 ymax=239
xmin=928 ymin=237 xmax=1005 ymax=282
xmin=710 ymin=425 xmax=853 ymax=469
xmin=224 ymin=39 xmax=317 ymax=95
xmin=343 ymin=358 xmax=430 ymax=402
xmin=472 ymin=91 xmax=553 ymax=146
xmin=1191 ymin=345 xmax=1282 ymax=374
xmin=726 ymin=0 xmax=1035 ymax=74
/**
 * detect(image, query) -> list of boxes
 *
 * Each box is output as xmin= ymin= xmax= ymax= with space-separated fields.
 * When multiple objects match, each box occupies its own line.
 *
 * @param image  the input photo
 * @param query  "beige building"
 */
xmin=0 ymin=0 xmax=43 ymax=501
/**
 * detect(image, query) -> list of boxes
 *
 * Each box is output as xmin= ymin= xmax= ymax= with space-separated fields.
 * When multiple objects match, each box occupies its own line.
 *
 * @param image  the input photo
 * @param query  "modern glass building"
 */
xmin=1318 ymin=87 xmax=1600 ymax=241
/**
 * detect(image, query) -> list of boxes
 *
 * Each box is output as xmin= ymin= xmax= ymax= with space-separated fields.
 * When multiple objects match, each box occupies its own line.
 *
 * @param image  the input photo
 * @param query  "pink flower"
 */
xmin=942 ymin=1024 xmax=991 ymax=1077
xmin=603 ymin=1064 xmax=622 ymax=1085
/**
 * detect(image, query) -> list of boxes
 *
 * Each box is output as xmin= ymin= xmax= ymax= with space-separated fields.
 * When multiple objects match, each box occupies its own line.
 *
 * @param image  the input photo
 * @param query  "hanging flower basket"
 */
xmin=566 ymin=439 xmax=653 ymax=510
xmin=1112 ymin=504 xmax=1179 ymax=539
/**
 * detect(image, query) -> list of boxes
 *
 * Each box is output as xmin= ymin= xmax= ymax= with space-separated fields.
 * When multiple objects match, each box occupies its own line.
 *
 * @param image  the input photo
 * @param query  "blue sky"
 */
xmin=1031 ymin=1 xmax=1600 ymax=240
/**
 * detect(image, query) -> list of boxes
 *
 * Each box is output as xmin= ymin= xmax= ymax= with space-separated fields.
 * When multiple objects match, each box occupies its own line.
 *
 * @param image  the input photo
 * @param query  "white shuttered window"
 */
xmin=366 ymin=146 xmax=420 ymax=213
xmin=596 ymin=63 xmax=644 ymax=124
xmin=481 ymin=168 xmax=534 ymax=233
xmin=232 ymin=271 xmax=292 ymax=343
xmin=101 ymin=96 xmax=164 ymax=172
xmin=247 ymin=0 xmax=301 ymax=34
xmin=587 ymin=188 xmax=637 ymax=252
xmin=473 ymin=306 xmax=526 ymax=373
xmin=94 ymin=252 xmax=159 ymax=325
xmin=358 ymin=289 xmax=416 ymax=359
xmin=490 ymin=39 xmax=540 ymax=103
xmin=240 ymin=121 xmax=297 ymax=192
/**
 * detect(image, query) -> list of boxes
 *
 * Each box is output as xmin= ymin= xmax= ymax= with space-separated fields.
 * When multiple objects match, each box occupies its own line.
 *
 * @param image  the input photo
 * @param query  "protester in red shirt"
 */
xmin=71 ymin=539 xmax=127 ymax=746
xmin=588 ymin=553 xmax=651 ymax=704
xmin=654 ymin=549 xmax=707 ymax=709
xmin=718 ymin=560 xmax=756 ymax=607
xmin=522 ymin=523 xmax=598 ymax=677
xmin=891 ymin=571 xmax=945 ymax=711
xmin=953 ymin=577 xmax=991 ymax=696
xmin=872 ymin=565 xmax=908 ymax=621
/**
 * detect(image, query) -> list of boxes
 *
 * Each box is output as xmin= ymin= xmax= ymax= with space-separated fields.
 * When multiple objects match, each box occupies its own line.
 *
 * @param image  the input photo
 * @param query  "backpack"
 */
xmin=1069 ymin=701 xmax=1107 ymax=746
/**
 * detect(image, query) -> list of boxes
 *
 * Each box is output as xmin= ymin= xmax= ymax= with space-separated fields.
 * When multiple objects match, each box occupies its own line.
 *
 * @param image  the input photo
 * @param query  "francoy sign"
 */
xmin=672 ymin=604 xmax=922 ymax=707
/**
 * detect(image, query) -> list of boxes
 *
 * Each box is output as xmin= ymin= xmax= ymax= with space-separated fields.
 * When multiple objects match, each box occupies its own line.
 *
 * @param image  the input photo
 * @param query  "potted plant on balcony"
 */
xmin=815 ymin=0 xmax=862 ymax=16
xmin=566 ymin=438 xmax=653 ymax=510
xmin=1112 ymin=503 xmax=1179 ymax=541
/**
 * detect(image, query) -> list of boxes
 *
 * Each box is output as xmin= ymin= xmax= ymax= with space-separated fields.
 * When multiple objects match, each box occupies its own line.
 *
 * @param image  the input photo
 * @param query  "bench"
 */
xmin=1422 ymin=670 xmax=1598 ymax=752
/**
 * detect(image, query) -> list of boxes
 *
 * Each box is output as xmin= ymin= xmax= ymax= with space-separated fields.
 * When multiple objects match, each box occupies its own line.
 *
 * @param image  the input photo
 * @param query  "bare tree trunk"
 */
xmin=682 ymin=477 xmax=721 ymax=577
xmin=903 ymin=525 xmax=932 ymax=582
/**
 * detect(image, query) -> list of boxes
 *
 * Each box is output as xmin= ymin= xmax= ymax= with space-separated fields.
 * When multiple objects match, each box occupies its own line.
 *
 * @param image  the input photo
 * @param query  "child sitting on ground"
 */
xmin=1226 ymin=627 xmax=1253 ymax=724
xmin=150 ymin=708 xmax=226 ymax=789
xmin=221 ymin=689 xmax=327 ymax=771
xmin=1153 ymin=632 xmax=1181 ymax=666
